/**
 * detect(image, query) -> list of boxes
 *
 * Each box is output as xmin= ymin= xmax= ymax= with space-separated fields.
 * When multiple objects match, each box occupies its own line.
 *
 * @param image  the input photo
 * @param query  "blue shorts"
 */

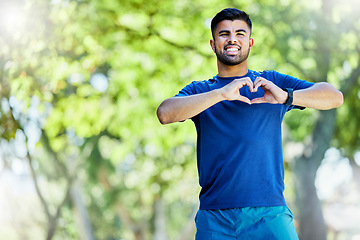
xmin=195 ymin=206 xmax=299 ymax=240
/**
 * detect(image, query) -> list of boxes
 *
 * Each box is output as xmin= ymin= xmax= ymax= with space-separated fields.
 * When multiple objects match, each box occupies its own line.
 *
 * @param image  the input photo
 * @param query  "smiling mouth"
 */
xmin=225 ymin=45 xmax=240 ymax=54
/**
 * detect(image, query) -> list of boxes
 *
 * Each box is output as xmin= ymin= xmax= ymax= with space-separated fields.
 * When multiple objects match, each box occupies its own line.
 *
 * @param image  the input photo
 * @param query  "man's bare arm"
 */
xmin=157 ymin=91 xmax=223 ymax=125
xmin=157 ymin=77 xmax=254 ymax=124
xmin=292 ymin=82 xmax=343 ymax=110
xmin=251 ymin=77 xmax=343 ymax=110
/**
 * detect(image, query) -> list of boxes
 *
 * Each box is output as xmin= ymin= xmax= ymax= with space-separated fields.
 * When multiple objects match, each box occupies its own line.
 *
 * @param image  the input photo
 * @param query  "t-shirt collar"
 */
xmin=214 ymin=70 xmax=255 ymax=81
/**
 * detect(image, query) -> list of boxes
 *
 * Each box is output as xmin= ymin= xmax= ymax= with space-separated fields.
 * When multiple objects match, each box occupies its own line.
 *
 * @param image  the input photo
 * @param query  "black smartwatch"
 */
xmin=283 ymin=88 xmax=293 ymax=106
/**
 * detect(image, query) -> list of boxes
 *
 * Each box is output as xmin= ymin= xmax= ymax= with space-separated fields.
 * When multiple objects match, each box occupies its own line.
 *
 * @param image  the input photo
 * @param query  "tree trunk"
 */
xmin=116 ymin=203 xmax=145 ymax=240
xmin=293 ymin=109 xmax=337 ymax=240
xmin=70 ymin=180 xmax=96 ymax=240
xmin=153 ymin=197 xmax=168 ymax=240
xmin=350 ymin=159 xmax=360 ymax=193
xmin=293 ymin=156 xmax=327 ymax=240
xmin=177 ymin=203 xmax=198 ymax=240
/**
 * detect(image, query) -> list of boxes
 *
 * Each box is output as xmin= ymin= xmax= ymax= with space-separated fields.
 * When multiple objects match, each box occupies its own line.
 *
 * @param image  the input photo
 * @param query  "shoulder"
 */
xmin=255 ymin=70 xmax=285 ymax=79
xmin=251 ymin=70 xmax=286 ymax=84
xmin=253 ymin=70 xmax=306 ymax=89
xmin=187 ymin=77 xmax=217 ymax=91
xmin=176 ymin=77 xmax=216 ymax=96
xmin=191 ymin=77 xmax=216 ymax=86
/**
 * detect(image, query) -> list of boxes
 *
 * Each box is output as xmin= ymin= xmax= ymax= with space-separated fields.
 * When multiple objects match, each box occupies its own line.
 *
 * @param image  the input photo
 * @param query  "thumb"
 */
xmin=250 ymin=97 xmax=266 ymax=104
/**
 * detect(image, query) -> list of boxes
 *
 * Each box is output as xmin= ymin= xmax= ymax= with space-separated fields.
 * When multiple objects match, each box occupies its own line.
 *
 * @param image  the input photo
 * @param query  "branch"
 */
xmin=40 ymin=131 xmax=70 ymax=178
xmin=25 ymin=140 xmax=52 ymax=221
xmin=23 ymin=129 xmax=74 ymax=240
xmin=10 ymin=104 xmax=52 ymax=221
xmin=150 ymin=30 xmax=213 ymax=59
xmin=46 ymin=179 xmax=72 ymax=240
xmin=340 ymin=48 xmax=360 ymax=96
xmin=106 ymin=8 xmax=213 ymax=59
xmin=283 ymin=55 xmax=314 ymax=81
xmin=16 ymin=117 xmax=76 ymax=240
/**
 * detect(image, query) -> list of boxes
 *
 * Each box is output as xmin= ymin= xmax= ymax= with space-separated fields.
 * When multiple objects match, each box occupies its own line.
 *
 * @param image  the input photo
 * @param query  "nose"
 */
xmin=227 ymin=33 xmax=238 ymax=44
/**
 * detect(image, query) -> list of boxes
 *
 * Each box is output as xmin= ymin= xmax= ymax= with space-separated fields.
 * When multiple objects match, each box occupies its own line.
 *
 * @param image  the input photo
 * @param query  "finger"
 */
xmin=250 ymin=97 xmax=266 ymax=104
xmin=234 ymin=77 xmax=254 ymax=92
xmin=237 ymin=96 xmax=251 ymax=104
xmin=253 ymin=76 xmax=263 ymax=85
xmin=245 ymin=82 xmax=254 ymax=92
xmin=254 ymin=76 xmax=266 ymax=84
xmin=254 ymin=77 xmax=272 ymax=92
xmin=243 ymin=77 xmax=255 ymax=92
xmin=253 ymin=77 xmax=265 ymax=92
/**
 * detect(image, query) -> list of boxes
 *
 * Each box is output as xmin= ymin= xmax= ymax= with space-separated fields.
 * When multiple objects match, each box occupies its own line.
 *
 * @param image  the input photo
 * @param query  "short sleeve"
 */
xmin=175 ymin=81 xmax=197 ymax=97
xmin=173 ymin=81 xmax=203 ymax=122
xmin=271 ymin=71 xmax=315 ymax=111
xmin=272 ymin=71 xmax=314 ymax=90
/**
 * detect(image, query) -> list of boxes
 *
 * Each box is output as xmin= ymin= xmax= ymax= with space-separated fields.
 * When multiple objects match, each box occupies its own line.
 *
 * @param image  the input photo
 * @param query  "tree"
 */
xmin=254 ymin=0 xmax=360 ymax=239
xmin=1 ymin=0 xmax=359 ymax=239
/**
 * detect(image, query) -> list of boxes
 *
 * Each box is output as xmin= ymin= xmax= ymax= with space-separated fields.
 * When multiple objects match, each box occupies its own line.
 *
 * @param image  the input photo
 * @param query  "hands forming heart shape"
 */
xmin=219 ymin=76 xmax=288 ymax=105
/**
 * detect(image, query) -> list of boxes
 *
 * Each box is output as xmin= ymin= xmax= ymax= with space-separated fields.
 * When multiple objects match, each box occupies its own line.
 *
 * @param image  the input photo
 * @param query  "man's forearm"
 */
xmin=292 ymin=82 xmax=344 ymax=110
xmin=157 ymin=90 xmax=224 ymax=124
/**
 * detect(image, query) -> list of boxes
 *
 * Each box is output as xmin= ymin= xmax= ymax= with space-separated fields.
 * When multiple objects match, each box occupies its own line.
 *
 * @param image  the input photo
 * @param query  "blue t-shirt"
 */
xmin=176 ymin=70 xmax=314 ymax=210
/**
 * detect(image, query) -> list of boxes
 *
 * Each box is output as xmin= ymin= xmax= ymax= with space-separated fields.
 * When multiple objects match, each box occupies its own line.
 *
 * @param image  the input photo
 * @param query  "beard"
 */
xmin=214 ymin=44 xmax=251 ymax=66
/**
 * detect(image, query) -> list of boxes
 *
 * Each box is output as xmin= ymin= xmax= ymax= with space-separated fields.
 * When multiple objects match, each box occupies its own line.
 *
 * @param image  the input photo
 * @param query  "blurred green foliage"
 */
xmin=0 ymin=0 xmax=359 ymax=239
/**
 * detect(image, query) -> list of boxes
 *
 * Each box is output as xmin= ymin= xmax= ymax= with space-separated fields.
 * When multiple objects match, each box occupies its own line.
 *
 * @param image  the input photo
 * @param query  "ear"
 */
xmin=249 ymin=38 xmax=254 ymax=50
xmin=210 ymin=39 xmax=215 ymax=53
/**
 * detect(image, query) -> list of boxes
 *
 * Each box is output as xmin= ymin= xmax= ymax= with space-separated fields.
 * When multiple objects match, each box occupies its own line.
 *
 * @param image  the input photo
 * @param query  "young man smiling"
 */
xmin=157 ymin=8 xmax=343 ymax=239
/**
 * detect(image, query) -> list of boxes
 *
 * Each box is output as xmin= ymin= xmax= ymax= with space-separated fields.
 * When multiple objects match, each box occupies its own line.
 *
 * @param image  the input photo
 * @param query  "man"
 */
xmin=157 ymin=8 xmax=343 ymax=239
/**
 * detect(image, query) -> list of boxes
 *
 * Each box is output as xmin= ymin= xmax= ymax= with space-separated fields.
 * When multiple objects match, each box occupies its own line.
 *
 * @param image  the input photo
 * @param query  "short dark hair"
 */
xmin=211 ymin=8 xmax=252 ymax=38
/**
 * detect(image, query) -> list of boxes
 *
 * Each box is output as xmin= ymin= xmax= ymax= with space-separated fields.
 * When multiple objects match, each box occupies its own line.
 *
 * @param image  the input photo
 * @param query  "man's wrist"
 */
xmin=213 ymin=88 xmax=226 ymax=102
xmin=283 ymin=88 xmax=294 ymax=106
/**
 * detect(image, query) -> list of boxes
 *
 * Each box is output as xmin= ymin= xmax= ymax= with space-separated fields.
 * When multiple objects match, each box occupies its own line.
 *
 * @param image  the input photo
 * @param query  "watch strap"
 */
xmin=283 ymin=88 xmax=294 ymax=106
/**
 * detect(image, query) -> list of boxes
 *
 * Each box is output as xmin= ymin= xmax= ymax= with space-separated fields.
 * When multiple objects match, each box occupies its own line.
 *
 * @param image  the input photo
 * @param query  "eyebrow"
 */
xmin=218 ymin=29 xmax=247 ymax=35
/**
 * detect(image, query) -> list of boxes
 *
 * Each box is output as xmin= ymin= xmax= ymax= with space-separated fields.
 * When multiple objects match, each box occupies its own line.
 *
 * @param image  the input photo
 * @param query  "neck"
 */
xmin=217 ymin=60 xmax=249 ymax=77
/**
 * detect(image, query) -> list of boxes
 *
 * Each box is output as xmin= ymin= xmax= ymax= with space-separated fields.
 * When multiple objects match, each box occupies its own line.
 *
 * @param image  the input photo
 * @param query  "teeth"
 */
xmin=226 ymin=48 xmax=238 ymax=52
